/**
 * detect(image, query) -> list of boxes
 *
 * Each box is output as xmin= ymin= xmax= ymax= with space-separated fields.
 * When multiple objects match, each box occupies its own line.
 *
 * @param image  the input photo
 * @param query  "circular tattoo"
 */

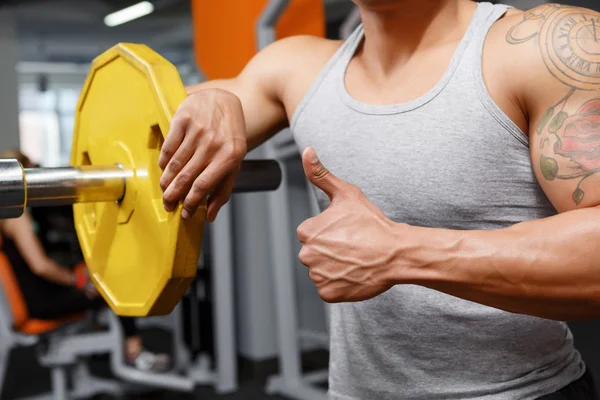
xmin=541 ymin=8 xmax=600 ymax=90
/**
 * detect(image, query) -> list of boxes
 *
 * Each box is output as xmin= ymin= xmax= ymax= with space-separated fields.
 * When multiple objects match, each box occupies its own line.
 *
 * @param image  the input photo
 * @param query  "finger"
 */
xmin=159 ymin=112 xmax=190 ymax=170
xmin=298 ymin=246 xmax=312 ymax=266
xmin=301 ymin=147 xmax=347 ymax=202
xmin=206 ymin=170 xmax=238 ymax=222
xmin=163 ymin=151 xmax=209 ymax=212
xmin=296 ymin=218 xmax=316 ymax=244
xmin=297 ymin=224 xmax=308 ymax=244
xmin=160 ymin=128 xmax=202 ymax=194
xmin=182 ymin=159 xmax=236 ymax=219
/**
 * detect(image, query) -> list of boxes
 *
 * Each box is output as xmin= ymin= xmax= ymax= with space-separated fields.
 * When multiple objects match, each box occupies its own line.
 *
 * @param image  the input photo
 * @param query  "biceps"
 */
xmin=532 ymin=93 xmax=600 ymax=212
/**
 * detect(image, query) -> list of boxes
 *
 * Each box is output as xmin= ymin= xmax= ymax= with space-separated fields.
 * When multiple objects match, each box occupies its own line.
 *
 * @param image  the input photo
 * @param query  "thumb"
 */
xmin=302 ymin=147 xmax=346 ymax=201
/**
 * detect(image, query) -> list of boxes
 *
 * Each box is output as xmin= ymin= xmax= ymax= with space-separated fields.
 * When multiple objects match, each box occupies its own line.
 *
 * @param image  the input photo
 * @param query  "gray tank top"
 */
xmin=290 ymin=2 xmax=584 ymax=399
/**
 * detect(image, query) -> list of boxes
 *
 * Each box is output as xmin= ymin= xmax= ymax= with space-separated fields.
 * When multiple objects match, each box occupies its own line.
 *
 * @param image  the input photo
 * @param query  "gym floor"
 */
xmin=2 ymin=326 xmax=329 ymax=400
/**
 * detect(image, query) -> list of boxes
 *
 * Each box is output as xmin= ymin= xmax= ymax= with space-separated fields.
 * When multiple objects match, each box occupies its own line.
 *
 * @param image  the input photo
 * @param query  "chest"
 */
xmin=293 ymin=106 xmax=548 ymax=229
xmin=344 ymin=43 xmax=459 ymax=106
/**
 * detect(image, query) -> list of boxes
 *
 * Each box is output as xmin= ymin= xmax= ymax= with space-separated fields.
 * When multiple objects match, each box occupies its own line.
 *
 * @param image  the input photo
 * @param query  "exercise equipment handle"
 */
xmin=236 ymin=159 xmax=282 ymax=193
xmin=0 ymin=158 xmax=282 ymax=219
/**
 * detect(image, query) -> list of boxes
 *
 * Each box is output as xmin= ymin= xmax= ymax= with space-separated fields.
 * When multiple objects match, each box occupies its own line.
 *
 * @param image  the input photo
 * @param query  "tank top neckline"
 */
xmin=336 ymin=2 xmax=496 ymax=116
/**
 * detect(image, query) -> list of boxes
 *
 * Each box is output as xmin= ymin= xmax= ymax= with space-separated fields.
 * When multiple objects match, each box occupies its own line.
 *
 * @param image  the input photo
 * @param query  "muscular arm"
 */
xmin=391 ymin=4 xmax=600 ymax=321
xmin=160 ymin=35 xmax=338 ymax=219
xmin=184 ymin=37 xmax=317 ymax=151
xmin=400 ymin=210 xmax=600 ymax=321
xmin=2 ymin=214 xmax=74 ymax=287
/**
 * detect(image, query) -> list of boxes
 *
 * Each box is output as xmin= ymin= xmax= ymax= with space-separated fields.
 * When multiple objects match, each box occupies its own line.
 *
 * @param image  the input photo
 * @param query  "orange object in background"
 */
xmin=192 ymin=0 xmax=325 ymax=80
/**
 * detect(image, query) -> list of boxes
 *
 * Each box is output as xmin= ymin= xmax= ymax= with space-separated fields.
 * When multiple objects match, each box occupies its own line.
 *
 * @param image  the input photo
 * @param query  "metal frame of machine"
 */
xmin=257 ymin=1 xmax=331 ymax=399
xmin=0 ymin=210 xmax=238 ymax=399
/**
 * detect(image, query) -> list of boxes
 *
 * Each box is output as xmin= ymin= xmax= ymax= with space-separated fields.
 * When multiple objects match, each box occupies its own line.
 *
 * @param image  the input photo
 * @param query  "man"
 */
xmin=159 ymin=0 xmax=600 ymax=398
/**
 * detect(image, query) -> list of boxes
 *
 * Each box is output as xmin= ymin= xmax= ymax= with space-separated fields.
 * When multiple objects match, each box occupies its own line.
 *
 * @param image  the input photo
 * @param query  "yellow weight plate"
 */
xmin=71 ymin=43 xmax=207 ymax=317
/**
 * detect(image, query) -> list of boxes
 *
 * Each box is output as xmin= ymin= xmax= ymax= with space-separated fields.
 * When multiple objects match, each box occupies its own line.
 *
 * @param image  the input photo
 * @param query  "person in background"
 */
xmin=0 ymin=149 xmax=170 ymax=373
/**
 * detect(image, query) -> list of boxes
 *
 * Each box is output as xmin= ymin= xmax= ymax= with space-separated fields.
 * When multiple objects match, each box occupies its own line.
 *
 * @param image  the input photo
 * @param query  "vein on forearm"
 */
xmin=403 ymin=207 xmax=600 ymax=321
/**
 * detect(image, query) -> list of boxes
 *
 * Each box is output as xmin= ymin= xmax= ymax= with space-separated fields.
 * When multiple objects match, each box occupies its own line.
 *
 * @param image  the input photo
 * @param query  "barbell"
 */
xmin=0 ymin=43 xmax=282 ymax=317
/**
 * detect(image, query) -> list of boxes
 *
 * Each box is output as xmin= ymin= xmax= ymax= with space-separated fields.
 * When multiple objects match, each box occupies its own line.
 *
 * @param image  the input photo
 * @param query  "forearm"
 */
xmin=396 ymin=206 xmax=600 ymax=321
xmin=35 ymin=259 xmax=74 ymax=287
xmin=3 ymin=215 xmax=76 ymax=288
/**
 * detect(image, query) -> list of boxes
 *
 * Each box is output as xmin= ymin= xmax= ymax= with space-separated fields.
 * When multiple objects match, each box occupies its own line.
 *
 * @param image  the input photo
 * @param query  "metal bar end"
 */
xmin=0 ymin=159 xmax=26 ymax=219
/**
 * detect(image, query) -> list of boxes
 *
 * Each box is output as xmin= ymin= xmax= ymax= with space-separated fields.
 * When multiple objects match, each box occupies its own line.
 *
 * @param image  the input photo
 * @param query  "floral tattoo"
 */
xmin=507 ymin=4 xmax=600 ymax=205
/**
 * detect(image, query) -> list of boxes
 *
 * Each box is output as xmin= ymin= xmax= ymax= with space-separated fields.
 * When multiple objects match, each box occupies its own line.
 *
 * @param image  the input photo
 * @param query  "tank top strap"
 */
xmin=464 ymin=3 xmax=530 ymax=147
xmin=470 ymin=2 xmax=513 ymax=52
xmin=291 ymin=2 xmax=514 ymax=127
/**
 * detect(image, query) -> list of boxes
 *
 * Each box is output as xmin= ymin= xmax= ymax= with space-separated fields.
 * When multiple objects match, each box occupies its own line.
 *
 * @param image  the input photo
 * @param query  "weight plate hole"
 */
xmin=147 ymin=124 xmax=164 ymax=150
xmin=147 ymin=124 xmax=166 ymax=212
xmin=80 ymin=151 xmax=96 ymax=230
xmin=81 ymin=151 xmax=92 ymax=166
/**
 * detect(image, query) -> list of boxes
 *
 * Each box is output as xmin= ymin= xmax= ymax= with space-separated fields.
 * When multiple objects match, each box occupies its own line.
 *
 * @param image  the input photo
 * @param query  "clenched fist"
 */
xmin=297 ymin=147 xmax=400 ymax=303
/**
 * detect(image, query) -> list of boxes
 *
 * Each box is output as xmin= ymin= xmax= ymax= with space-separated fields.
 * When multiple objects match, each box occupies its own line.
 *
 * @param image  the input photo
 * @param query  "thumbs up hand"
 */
xmin=297 ymin=147 xmax=398 ymax=303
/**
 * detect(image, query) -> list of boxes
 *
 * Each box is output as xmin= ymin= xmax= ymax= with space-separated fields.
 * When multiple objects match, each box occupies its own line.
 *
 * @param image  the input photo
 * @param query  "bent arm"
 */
xmin=159 ymin=35 xmax=336 ymax=219
xmin=389 ymin=4 xmax=600 ymax=322
xmin=2 ymin=214 xmax=74 ymax=287
xmin=395 ymin=210 xmax=600 ymax=321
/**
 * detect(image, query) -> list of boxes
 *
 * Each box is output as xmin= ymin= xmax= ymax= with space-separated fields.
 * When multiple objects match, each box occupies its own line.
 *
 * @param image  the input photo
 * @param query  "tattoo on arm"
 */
xmin=506 ymin=4 xmax=600 ymax=205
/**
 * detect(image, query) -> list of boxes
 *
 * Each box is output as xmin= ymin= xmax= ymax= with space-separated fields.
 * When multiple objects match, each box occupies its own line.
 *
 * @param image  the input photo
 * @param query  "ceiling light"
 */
xmin=104 ymin=1 xmax=155 ymax=27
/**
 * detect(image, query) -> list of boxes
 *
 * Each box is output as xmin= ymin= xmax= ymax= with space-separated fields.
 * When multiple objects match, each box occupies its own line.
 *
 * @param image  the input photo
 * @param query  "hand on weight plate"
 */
xmin=159 ymin=89 xmax=248 ymax=222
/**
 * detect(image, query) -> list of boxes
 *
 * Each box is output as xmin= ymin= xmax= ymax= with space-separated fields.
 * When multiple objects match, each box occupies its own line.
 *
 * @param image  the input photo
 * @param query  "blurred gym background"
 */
xmin=0 ymin=0 xmax=598 ymax=399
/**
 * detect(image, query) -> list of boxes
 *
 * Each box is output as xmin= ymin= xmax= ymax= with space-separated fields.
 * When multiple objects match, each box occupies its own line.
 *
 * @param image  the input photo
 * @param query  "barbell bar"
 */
xmin=0 ymin=159 xmax=282 ymax=219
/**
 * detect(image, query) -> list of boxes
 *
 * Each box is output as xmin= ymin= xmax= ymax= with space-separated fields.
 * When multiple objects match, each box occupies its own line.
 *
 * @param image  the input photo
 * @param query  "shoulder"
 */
xmin=492 ymin=4 xmax=600 ymax=93
xmin=485 ymin=4 xmax=600 ymax=121
xmin=255 ymin=35 xmax=342 ymax=90
xmin=247 ymin=35 xmax=342 ymax=79
xmin=260 ymin=35 xmax=342 ymax=61
xmin=247 ymin=35 xmax=343 ymax=116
